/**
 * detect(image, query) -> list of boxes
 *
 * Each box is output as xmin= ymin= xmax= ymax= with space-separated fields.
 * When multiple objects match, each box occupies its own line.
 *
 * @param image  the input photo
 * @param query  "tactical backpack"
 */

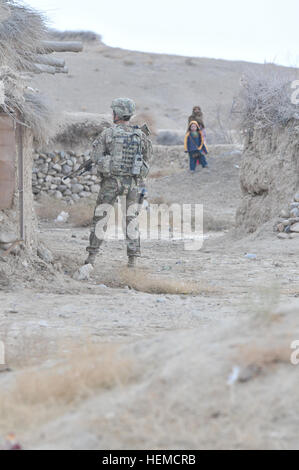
xmin=98 ymin=126 xmax=148 ymax=177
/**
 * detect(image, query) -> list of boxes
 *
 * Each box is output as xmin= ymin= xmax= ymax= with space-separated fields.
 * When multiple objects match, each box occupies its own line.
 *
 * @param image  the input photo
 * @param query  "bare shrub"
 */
xmin=148 ymin=196 xmax=168 ymax=205
xmin=204 ymin=213 xmax=232 ymax=232
xmin=208 ymin=104 xmax=234 ymax=144
xmin=53 ymin=114 xmax=110 ymax=148
xmin=123 ymin=60 xmax=135 ymax=66
xmin=234 ymin=66 xmax=299 ymax=130
xmin=117 ymin=269 xmax=218 ymax=296
xmin=0 ymin=341 xmax=135 ymax=432
xmin=185 ymin=57 xmax=196 ymax=66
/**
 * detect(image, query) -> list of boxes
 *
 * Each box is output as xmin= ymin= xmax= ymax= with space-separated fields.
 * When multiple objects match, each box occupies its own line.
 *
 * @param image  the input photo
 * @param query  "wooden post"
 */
xmin=16 ymin=123 xmax=24 ymax=241
xmin=38 ymin=40 xmax=83 ymax=53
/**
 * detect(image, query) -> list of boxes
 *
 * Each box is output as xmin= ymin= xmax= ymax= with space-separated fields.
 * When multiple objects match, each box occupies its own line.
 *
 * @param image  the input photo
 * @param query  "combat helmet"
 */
xmin=111 ymin=97 xmax=136 ymax=119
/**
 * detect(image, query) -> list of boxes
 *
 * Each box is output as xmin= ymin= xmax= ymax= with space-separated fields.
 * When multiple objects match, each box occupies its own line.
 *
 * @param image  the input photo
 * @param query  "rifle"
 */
xmin=62 ymin=159 xmax=93 ymax=181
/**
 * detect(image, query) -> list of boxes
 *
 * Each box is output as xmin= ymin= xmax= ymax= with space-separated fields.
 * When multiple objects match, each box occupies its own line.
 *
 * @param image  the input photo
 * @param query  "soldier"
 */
xmin=85 ymin=98 xmax=152 ymax=268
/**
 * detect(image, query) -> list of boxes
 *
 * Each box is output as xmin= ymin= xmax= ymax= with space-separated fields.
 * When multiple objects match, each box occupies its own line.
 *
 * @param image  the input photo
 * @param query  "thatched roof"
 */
xmin=0 ymin=0 xmax=83 ymax=142
xmin=0 ymin=0 xmax=46 ymax=71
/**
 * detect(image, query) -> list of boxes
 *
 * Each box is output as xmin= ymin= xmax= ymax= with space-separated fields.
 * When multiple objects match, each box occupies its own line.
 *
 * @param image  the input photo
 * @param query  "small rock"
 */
xmin=54 ymin=191 xmax=63 ymax=200
xmin=62 ymin=164 xmax=72 ymax=175
xmin=55 ymin=211 xmax=69 ymax=223
xmin=290 ymin=232 xmax=299 ymax=239
xmin=71 ymin=183 xmax=84 ymax=194
xmin=294 ymin=193 xmax=299 ymax=203
xmin=290 ymin=208 xmax=299 ymax=218
xmin=52 ymin=164 xmax=62 ymax=172
xmin=0 ymin=230 xmax=16 ymax=244
xmin=277 ymin=233 xmax=289 ymax=239
xmin=290 ymin=222 xmax=299 ymax=233
xmin=279 ymin=209 xmax=289 ymax=218
xmin=73 ymin=264 xmax=94 ymax=281
xmin=245 ymin=253 xmax=257 ymax=259
xmin=277 ymin=223 xmax=284 ymax=232
xmin=91 ymin=184 xmax=100 ymax=193
xmin=37 ymin=246 xmax=54 ymax=263
xmin=79 ymin=191 xmax=90 ymax=198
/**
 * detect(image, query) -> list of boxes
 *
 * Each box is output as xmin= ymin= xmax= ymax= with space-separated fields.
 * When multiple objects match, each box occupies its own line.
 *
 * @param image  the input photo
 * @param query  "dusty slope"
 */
xmin=31 ymin=40 xmax=296 ymax=134
xmin=1 ymin=145 xmax=299 ymax=449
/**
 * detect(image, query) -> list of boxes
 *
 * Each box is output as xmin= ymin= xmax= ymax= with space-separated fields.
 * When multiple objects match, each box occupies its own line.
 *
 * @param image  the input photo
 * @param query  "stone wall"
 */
xmin=32 ymin=149 xmax=100 ymax=203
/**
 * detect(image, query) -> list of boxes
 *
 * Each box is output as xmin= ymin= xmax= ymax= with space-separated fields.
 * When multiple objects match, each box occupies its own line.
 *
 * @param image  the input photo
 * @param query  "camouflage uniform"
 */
xmin=86 ymin=113 xmax=152 ymax=263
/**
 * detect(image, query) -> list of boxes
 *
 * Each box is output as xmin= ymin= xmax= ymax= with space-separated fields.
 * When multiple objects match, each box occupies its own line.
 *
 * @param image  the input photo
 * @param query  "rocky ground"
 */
xmin=0 ymin=145 xmax=299 ymax=450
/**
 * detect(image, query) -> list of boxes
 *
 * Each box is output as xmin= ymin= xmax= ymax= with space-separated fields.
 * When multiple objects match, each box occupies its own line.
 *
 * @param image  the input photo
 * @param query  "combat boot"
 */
xmin=85 ymin=253 xmax=96 ymax=266
xmin=127 ymin=256 xmax=137 ymax=268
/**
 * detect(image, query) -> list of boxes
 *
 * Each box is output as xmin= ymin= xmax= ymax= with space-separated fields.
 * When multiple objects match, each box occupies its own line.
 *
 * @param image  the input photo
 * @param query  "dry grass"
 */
xmin=238 ymin=343 xmax=291 ymax=369
xmin=0 ymin=340 xmax=135 ymax=432
xmin=148 ymin=196 xmax=168 ymax=205
xmin=148 ymin=169 xmax=177 ymax=179
xmin=36 ymin=195 xmax=94 ymax=227
xmin=0 ymin=0 xmax=46 ymax=71
xmin=117 ymin=269 xmax=218 ymax=296
xmin=54 ymin=115 xmax=110 ymax=148
xmin=235 ymin=66 xmax=299 ymax=130
xmin=203 ymin=213 xmax=232 ymax=232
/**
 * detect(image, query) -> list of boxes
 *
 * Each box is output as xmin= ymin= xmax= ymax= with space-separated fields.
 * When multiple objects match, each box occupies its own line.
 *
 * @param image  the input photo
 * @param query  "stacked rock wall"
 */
xmin=32 ymin=149 xmax=100 ymax=203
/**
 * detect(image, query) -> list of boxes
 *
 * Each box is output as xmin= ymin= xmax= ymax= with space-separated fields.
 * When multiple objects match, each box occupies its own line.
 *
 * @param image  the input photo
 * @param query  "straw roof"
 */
xmin=0 ymin=0 xmax=82 ymax=142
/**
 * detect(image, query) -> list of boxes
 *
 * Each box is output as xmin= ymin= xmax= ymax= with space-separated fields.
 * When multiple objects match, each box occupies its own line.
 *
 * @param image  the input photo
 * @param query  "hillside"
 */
xmin=31 ymin=38 xmax=296 ymax=138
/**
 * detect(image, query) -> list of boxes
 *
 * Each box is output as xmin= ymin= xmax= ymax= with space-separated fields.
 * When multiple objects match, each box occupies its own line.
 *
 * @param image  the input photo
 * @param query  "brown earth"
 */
xmin=0 ymin=144 xmax=299 ymax=449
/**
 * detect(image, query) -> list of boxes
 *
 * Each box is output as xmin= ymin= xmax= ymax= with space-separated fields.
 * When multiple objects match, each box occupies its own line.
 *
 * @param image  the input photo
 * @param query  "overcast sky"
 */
xmin=27 ymin=0 xmax=299 ymax=67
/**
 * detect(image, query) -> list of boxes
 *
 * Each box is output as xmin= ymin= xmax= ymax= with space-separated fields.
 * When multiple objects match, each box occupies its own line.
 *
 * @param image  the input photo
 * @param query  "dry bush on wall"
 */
xmin=234 ymin=67 xmax=299 ymax=131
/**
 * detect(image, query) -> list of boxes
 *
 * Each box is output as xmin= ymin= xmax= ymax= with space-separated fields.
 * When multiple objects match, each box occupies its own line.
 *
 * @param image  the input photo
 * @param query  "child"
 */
xmin=184 ymin=121 xmax=208 ymax=173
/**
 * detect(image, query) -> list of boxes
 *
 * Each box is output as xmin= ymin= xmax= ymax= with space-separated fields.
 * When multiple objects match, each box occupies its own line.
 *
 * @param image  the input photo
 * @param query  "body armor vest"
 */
xmin=110 ymin=126 xmax=143 ymax=176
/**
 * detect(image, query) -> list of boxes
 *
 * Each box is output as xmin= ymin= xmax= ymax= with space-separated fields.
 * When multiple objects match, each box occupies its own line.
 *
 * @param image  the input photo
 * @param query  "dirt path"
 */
xmin=0 ymin=146 xmax=299 ymax=449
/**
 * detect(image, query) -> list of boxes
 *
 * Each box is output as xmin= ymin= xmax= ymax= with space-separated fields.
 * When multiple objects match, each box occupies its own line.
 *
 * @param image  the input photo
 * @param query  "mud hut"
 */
xmin=0 ymin=0 xmax=82 ymax=253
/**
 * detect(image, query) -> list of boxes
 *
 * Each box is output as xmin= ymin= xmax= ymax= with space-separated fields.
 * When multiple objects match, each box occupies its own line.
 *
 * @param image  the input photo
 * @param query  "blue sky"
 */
xmin=27 ymin=0 xmax=299 ymax=67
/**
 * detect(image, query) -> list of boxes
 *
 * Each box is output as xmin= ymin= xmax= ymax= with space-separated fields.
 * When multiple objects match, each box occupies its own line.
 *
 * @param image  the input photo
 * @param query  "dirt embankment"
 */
xmin=236 ymin=122 xmax=299 ymax=233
